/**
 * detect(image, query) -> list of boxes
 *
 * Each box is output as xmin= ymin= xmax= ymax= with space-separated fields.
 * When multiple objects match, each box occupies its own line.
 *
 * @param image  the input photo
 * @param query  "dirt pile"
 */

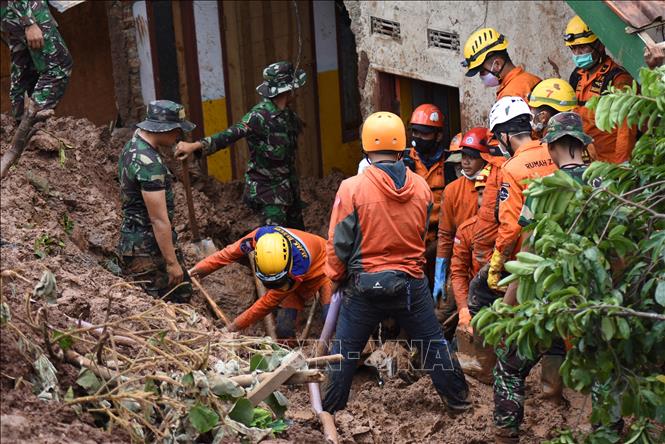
xmin=1 ymin=115 xmax=590 ymax=443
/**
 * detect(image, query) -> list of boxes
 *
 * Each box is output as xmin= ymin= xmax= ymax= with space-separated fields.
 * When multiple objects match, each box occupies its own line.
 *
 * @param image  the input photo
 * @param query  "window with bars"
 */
xmin=427 ymin=28 xmax=460 ymax=52
xmin=371 ymin=16 xmax=400 ymax=40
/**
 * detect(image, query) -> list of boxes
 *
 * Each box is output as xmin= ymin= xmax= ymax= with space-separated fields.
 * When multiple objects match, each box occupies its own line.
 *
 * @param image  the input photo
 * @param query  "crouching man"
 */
xmin=322 ymin=112 xmax=470 ymax=414
xmin=190 ymin=226 xmax=331 ymax=338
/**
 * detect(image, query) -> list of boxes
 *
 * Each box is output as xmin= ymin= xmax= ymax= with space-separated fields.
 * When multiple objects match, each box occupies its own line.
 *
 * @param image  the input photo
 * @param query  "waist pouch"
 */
xmin=354 ymin=270 xmax=408 ymax=299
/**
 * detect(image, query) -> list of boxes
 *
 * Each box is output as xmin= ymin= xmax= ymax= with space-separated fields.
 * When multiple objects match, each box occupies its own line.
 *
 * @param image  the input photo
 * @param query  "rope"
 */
xmin=291 ymin=0 xmax=303 ymax=85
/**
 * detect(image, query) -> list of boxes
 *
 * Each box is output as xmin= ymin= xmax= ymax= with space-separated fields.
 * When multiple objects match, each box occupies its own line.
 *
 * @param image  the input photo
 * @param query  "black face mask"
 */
xmin=411 ymin=137 xmax=437 ymax=153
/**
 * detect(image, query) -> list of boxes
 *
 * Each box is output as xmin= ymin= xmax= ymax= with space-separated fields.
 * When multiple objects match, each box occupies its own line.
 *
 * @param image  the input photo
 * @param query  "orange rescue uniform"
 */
xmin=192 ymin=228 xmax=332 ymax=330
xmin=451 ymin=215 xmax=495 ymax=311
xmin=326 ymin=165 xmax=432 ymax=281
xmin=571 ymin=56 xmax=636 ymax=163
xmin=409 ymin=148 xmax=446 ymax=240
xmin=472 ymin=154 xmax=509 ymax=267
xmin=495 ymin=140 xmax=558 ymax=256
xmin=436 ymin=173 xmax=484 ymax=260
xmin=497 ymin=66 xmax=542 ymax=100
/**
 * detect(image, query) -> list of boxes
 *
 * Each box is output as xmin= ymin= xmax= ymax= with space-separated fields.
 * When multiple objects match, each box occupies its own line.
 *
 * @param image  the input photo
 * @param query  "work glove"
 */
xmin=487 ymin=249 xmax=507 ymax=291
xmin=432 ymin=257 xmax=448 ymax=304
xmin=458 ymin=306 xmax=473 ymax=334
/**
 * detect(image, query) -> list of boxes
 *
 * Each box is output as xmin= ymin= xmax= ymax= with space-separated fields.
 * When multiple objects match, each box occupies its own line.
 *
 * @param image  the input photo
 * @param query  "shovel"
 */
xmin=181 ymin=157 xmax=216 ymax=258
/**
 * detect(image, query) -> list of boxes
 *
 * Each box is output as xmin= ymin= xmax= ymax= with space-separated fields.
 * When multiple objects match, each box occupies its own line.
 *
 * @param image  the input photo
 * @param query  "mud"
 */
xmin=1 ymin=115 xmax=592 ymax=443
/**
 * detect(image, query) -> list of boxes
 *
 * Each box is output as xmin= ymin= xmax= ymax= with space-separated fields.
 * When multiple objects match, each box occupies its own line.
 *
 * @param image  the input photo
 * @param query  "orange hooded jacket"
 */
xmin=192 ymin=227 xmax=331 ymax=330
xmin=436 ymin=173 xmax=482 ymax=260
xmin=451 ymin=215 xmax=493 ymax=310
xmin=497 ymin=66 xmax=542 ymax=100
xmin=494 ymin=140 xmax=558 ymax=256
xmin=326 ymin=164 xmax=433 ymax=282
xmin=571 ymin=56 xmax=636 ymax=163
xmin=409 ymin=148 xmax=446 ymax=240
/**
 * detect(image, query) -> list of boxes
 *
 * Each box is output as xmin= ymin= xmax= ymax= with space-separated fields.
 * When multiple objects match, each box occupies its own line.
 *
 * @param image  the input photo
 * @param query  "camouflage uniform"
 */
xmin=117 ymin=101 xmax=196 ymax=303
xmin=494 ymin=112 xmax=593 ymax=437
xmin=1 ymin=0 xmax=72 ymax=119
xmin=200 ymin=61 xmax=307 ymax=229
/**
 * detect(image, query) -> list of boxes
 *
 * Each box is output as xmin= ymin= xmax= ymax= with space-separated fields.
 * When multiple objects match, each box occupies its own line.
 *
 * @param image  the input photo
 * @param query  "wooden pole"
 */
xmin=191 ymin=276 xmax=231 ymax=326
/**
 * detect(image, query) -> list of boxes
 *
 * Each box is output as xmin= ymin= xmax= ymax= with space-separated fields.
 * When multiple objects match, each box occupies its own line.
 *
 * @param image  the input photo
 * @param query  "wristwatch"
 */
xmin=19 ymin=16 xmax=36 ymax=27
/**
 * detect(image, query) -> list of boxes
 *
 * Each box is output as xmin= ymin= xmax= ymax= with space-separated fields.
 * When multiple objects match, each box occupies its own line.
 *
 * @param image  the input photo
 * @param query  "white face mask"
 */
xmin=480 ymin=71 xmax=500 ymax=87
xmin=462 ymin=169 xmax=481 ymax=180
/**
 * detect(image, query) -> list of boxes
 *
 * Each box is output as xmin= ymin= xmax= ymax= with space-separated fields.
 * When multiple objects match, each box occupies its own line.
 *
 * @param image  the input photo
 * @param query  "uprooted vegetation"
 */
xmin=1 ymin=114 xmax=595 ymax=443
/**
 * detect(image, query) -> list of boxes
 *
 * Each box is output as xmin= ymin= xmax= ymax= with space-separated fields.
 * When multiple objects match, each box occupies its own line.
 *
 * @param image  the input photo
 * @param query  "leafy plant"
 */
xmin=474 ymin=66 xmax=665 ymax=441
xmin=60 ymin=213 xmax=75 ymax=236
xmin=34 ymin=233 xmax=65 ymax=258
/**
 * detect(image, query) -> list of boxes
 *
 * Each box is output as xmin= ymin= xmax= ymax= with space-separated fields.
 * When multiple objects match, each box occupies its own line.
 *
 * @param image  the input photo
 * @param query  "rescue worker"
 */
xmin=486 ymin=97 xmax=558 ymax=292
xmin=322 ymin=111 xmax=470 ymax=414
xmin=117 ymin=100 xmax=195 ymax=303
xmin=1 ymin=0 xmax=72 ymax=121
xmin=434 ymin=127 xmax=491 ymax=306
xmin=493 ymin=113 xmax=593 ymax=444
xmin=403 ymin=104 xmax=447 ymax=287
xmin=446 ymin=132 xmax=464 ymax=179
xmin=175 ymin=61 xmax=307 ymax=229
xmin=527 ymin=78 xmax=578 ymax=139
xmin=462 ymin=27 xmax=541 ymax=100
xmin=189 ymin=226 xmax=331 ymax=338
xmin=564 ymin=16 xmax=636 ymax=163
xmin=450 ymin=173 xmax=489 ymax=333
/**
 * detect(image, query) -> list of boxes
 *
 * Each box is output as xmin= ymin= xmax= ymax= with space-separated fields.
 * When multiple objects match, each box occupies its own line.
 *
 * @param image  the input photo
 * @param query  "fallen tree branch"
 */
xmin=229 ymin=369 xmax=324 ymax=387
xmin=566 ymin=305 xmax=665 ymax=322
xmin=305 ymin=354 xmax=343 ymax=368
xmin=191 ymin=276 xmax=231 ymax=326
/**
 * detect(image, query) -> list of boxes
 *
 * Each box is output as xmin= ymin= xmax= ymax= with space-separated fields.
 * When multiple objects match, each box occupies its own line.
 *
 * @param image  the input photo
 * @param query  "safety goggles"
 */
xmin=461 ymin=34 xmax=506 ymax=68
xmin=563 ymin=30 xmax=594 ymax=43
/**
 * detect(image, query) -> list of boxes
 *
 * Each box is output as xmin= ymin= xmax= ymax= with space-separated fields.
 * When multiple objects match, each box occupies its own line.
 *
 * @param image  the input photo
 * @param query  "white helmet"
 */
xmin=488 ymin=96 xmax=532 ymax=131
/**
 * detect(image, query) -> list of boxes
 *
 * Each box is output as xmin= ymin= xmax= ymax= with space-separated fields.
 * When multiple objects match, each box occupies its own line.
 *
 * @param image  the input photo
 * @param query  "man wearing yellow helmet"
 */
xmin=564 ymin=16 xmax=636 ymax=163
xmin=323 ymin=111 xmax=470 ymax=414
xmin=462 ymin=27 xmax=541 ymax=100
xmin=527 ymin=78 xmax=578 ymax=139
xmin=189 ymin=226 xmax=331 ymax=338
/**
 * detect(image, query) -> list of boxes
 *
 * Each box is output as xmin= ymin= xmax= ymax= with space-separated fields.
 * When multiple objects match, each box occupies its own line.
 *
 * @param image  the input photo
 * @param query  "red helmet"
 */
xmin=459 ymin=127 xmax=491 ymax=154
xmin=410 ymin=104 xmax=444 ymax=128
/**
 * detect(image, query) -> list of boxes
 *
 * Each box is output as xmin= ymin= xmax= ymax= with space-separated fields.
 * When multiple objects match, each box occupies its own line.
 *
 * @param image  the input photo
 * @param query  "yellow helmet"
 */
xmin=564 ymin=16 xmax=597 ymax=47
xmin=462 ymin=27 xmax=508 ymax=76
xmin=255 ymin=232 xmax=292 ymax=286
xmin=528 ymin=78 xmax=578 ymax=112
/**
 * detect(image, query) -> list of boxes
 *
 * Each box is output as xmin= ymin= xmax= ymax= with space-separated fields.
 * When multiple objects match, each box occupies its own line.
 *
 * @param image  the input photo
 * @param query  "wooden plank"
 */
xmin=246 ymin=351 xmax=306 ymax=406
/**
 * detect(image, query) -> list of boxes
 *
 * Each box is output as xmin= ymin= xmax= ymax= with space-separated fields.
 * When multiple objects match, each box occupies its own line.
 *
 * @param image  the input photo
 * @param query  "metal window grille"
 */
xmin=371 ymin=16 xmax=400 ymax=40
xmin=427 ymin=28 xmax=460 ymax=51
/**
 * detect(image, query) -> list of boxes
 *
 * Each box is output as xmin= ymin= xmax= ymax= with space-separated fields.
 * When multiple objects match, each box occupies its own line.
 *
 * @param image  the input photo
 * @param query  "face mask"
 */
xmin=480 ymin=71 xmax=500 ymax=87
xmin=411 ymin=137 xmax=437 ymax=152
xmin=462 ymin=169 xmax=480 ymax=180
xmin=572 ymin=52 xmax=595 ymax=69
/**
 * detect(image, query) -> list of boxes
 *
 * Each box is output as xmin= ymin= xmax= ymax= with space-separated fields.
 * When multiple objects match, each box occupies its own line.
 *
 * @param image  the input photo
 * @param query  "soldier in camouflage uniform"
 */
xmin=1 ymin=0 xmax=72 ymax=120
xmin=494 ymin=113 xmax=594 ymax=444
xmin=118 ymin=100 xmax=195 ymax=303
xmin=175 ymin=61 xmax=307 ymax=229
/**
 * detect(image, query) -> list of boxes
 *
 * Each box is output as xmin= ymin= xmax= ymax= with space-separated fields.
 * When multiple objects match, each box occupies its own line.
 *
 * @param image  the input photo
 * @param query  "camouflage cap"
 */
xmin=256 ymin=61 xmax=307 ymax=98
xmin=542 ymin=112 xmax=592 ymax=145
xmin=136 ymin=100 xmax=196 ymax=133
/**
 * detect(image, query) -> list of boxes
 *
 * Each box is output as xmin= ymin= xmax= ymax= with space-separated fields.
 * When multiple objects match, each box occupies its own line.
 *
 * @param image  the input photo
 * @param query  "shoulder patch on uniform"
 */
xmin=499 ymin=186 xmax=510 ymax=202
xmin=138 ymin=154 xmax=154 ymax=165
xmin=240 ymin=238 xmax=253 ymax=254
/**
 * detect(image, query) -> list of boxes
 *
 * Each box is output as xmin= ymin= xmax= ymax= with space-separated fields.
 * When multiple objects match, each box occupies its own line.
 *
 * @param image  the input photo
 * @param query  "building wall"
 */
xmin=344 ymin=0 xmax=577 ymax=129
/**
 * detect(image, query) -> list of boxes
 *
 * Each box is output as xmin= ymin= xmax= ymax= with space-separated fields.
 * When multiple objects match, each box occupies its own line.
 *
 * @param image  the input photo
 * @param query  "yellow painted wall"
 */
xmin=201 ymin=98 xmax=233 ymax=182
xmin=317 ymin=70 xmax=362 ymax=176
xmin=398 ymin=77 xmax=413 ymax=127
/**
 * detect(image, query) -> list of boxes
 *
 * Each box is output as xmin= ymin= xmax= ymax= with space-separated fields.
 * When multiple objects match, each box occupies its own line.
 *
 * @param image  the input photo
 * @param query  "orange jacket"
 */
xmin=497 ymin=66 xmax=542 ymax=100
xmin=436 ymin=175 xmax=481 ymax=260
xmin=192 ymin=227 xmax=331 ymax=330
xmin=326 ymin=164 xmax=433 ymax=281
xmin=451 ymin=215 xmax=495 ymax=310
xmin=472 ymin=154 xmax=509 ymax=266
xmin=495 ymin=140 xmax=557 ymax=256
xmin=571 ymin=56 xmax=636 ymax=163
xmin=409 ymin=148 xmax=446 ymax=239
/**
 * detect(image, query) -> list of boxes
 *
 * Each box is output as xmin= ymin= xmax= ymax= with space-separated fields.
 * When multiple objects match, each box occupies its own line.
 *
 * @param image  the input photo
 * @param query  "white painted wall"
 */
xmin=132 ymin=1 xmax=155 ymax=105
xmin=345 ymin=0 xmax=577 ymax=128
xmin=313 ymin=0 xmax=338 ymax=73
xmin=193 ymin=1 xmax=226 ymax=101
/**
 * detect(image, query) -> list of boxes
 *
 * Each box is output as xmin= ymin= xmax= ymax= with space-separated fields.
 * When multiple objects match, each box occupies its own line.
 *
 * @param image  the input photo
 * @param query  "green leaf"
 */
xmin=250 ymin=354 xmax=269 ymax=372
xmin=188 ymin=403 xmax=219 ymax=434
xmin=181 ymin=372 xmax=194 ymax=387
xmin=615 ymin=318 xmax=630 ymax=339
xmin=250 ymin=407 xmax=273 ymax=428
xmin=269 ymin=418 xmax=288 ymax=433
xmin=210 ymin=376 xmax=245 ymax=398
xmin=264 ymin=391 xmax=288 ymax=418
xmin=655 ymin=281 xmax=665 ymax=307
xmin=601 ymin=317 xmax=615 ymax=342
xmin=229 ymin=398 xmax=254 ymax=426
xmin=76 ymin=369 xmax=101 ymax=394
xmin=53 ymin=332 xmax=74 ymax=351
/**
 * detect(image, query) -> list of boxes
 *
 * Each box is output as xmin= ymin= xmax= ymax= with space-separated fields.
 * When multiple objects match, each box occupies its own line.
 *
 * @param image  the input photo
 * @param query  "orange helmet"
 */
xmin=459 ymin=127 xmax=491 ymax=155
xmin=449 ymin=132 xmax=463 ymax=152
xmin=410 ymin=104 xmax=444 ymax=130
xmin=361 ymin=112 xmax=406 ymax=152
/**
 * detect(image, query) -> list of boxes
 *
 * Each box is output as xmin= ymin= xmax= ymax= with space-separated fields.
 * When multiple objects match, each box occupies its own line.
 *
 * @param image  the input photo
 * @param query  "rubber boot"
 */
xmin=540 ymin=355 xmax=564 ymax=404
xmin=494 ymin=427 xmax=519 ymax=444
xmin=456 ymin=327 xmax=496 ymax=384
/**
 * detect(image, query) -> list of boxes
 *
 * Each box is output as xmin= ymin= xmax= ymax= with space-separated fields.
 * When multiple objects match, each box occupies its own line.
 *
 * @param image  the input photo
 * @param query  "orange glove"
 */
xmin=458 ymin=306 xmax=473 ymax=334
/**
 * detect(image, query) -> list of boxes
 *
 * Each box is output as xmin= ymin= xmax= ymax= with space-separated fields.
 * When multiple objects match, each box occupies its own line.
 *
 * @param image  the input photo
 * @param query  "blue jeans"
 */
xmin=322 ymin=275 xmax=469 ymax=413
